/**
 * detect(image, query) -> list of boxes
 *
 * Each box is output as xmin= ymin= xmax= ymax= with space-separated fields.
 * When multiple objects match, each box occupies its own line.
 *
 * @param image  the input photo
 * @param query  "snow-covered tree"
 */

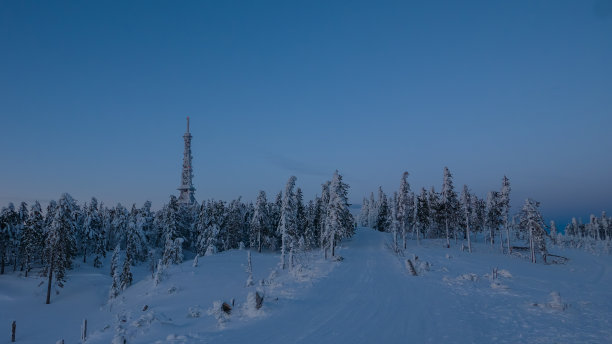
xmin=323 ymin=171 xmax=353 ymax=258
xmin=278 ymin=176 xmax=298 ymax=269
xmin=415 ymin=188 xmax=429 ymax=244
xmin=375 ymin=188 xmax=389 ymax=232
xmin=250 ymin=191 xmax=269 ymax=253
xmin=161 ymin=196 xmax=185 ymax=265
xmin=389 ymin=193 xmax=400 ymax=252
xmin=82 ymin=198 xmax=102 ymax=264
xmin=359 ymin=197 xmax=369 ymax=227
xmin=500 ymin=176 xmax=511 ymax=252
xmin=368 ymin=192 xmax=377 ymax=228
xmin=485 ymin=191 xmax=502 ymax=246
xmin=441 ymin=167 xmax=459 ymax=248
xmin=398 ymin=172 xmax=414 ymax=249
xmin=120 ymin=247 xmax=133 ymax=290
xmin=460 ymin=185 xmax=472 ymax=253
xmin=427 ymin=187 xmax=443 ymax=238
xmin=44 ymin=193 xmax=78 ymax=304
xmin=21 ymin=201 xmax=45 ymax=276
xmin=519 ymin=199 xmax=547 ymax=263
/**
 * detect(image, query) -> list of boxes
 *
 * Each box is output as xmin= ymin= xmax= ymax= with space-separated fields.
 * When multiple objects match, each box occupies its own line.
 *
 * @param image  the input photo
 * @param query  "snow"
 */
xmin=1 ymin=228 xmax=612 ymax=343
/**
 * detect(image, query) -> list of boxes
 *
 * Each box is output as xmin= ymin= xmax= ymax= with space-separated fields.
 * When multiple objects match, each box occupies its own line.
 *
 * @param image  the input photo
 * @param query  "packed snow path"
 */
xmin=208 ymin=228 xmax=612 ymax=344
xmin=2 ymin=228 xmax=611 ymax=343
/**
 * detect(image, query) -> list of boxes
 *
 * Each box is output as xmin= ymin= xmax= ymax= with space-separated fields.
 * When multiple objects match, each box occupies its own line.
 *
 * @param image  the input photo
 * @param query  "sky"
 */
xmin=1 ymin=1 xmax=611 ymax=226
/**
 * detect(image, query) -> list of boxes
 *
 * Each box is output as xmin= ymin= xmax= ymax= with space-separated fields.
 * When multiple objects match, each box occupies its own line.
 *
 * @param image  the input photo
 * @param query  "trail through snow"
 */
xmin=2 ymin=228 xmax=611 ymax=343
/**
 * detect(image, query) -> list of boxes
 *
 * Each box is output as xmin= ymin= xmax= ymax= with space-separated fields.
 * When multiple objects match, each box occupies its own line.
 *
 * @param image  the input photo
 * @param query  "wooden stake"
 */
xmin=11 ymin=321 xmax=16 ymax=342
xmin=81 ymin=318 xmax=87 ymax=341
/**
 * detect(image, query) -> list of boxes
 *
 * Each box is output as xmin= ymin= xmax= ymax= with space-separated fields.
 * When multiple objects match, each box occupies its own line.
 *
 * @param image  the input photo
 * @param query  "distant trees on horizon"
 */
xmin=0 ymin=170 xmax=354 ymax=303
xmin=359 ymin=167 xmax=611 ymax=262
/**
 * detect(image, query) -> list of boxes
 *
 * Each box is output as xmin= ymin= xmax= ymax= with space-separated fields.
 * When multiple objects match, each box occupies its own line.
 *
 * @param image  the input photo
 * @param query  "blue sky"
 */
xmin=1 ymin=1 xmax=611 ymax=225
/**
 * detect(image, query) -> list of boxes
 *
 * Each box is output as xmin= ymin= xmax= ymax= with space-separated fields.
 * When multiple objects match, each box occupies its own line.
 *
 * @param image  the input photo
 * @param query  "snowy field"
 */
xmin=1 ymin=228 xmax=611 ymax=343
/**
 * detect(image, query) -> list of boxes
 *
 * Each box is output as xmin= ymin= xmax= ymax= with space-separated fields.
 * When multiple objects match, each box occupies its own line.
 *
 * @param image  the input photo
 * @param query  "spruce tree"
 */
xmin=519 ymin=199 xmax=547 ymax=263
xmin=416 ymin=188 xmax=429 ymax=244
xmin=324 ymin=171 xmax=353 ymax=257
xmin=278 ymin=176 xmax=298 ymax=269
xmin=375 ymin=189 xmax=389 ymax=232
xmin=359 ymin=197 xmax=369 ymax=227
xmin=441 ymin=167 xmax=459 ymax=248
xmin=500 ymin=176 xmax=512 ymax=252
xmin=250 ymin=191 xmax=269 ymax=253
xmin=398 ymin=172 xmax=414 ymax=249
xmin=460 ymin=185 xmax=472 ymax=253
xmin=44 ymin=193 xmax=78 ymax=304
xmin=21 ymin=201 xmax=44 ymax=276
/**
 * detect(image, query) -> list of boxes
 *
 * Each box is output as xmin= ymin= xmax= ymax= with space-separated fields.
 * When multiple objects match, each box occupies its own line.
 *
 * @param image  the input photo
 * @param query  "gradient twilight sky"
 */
xmin=1 ymin=1 xmax=611 ymax=225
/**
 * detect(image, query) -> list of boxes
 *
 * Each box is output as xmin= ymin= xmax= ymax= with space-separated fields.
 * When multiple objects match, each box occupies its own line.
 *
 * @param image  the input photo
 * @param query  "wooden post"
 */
xmin=11 ymin=321 xmax=16 ymax=342
xmin=81 ymin=318 xmax=87 ymax=341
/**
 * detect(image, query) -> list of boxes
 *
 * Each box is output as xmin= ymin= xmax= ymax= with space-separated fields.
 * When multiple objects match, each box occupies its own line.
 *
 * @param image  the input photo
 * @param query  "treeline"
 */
xmin=0 ymin=170 xmax=354 ymax=303
xmin=359 ymin=167 xmax=551 ymax=263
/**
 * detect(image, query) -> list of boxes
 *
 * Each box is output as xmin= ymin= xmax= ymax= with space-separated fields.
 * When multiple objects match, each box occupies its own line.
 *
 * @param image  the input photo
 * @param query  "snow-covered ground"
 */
xmin=1 ymin=228 xmax=611 ymax=343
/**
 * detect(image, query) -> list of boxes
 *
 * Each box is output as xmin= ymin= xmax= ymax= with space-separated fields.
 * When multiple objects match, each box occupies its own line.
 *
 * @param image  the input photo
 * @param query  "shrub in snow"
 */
xmin=205 ymin=244 xmax=216 ymax=256
xmin=153 ymin=259 xmax=165 ymax=286
xmin=242 ymin=291 xmax=265 ymax=318
xmin=207 ymin=301 xmax=230 ymax=328
xmin=192 ymin=254 xmax=199 ymax=267
xmin=187 ymin=306 xmax=202 ymax=318
xmin=547 ymin=291 xmax=568 ymax=311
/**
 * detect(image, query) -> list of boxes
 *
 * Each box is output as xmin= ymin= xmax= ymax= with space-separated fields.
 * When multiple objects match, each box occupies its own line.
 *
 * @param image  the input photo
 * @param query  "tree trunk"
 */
xmin=83 ymin=247 xmax=87 ymax=263
xmin=11 ymin=321 xmax=15 ymax=342
xmin=402 ymin=223 xmax=407 ymax=250
xmin=46 ymin=257 xmax=53 ymax=304
xmin=466 ymin=214 xmax=472 ymax=253
xmin=506 ymin=222 xmax=511 ymax=254
xmin=445 ymin=218 xmax=450 ymax=248
xmin=331 ymin=233 xmax=336 ymax=257
xmin=1 ymin=251 xmax=5 ymax=274
xmin=257 ymin=231 xmax=262 ymax=253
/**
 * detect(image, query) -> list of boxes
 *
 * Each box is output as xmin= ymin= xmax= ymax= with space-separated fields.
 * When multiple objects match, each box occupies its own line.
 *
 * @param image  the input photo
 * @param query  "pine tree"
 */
xmin=162 ymin=196 xmax=184 ymax=265
xmin=296 ymin=187 xmax=307 ymax=249
xmin=44 ymin=193 xmax=78 ymax=304
xmin=398 ymin=172 xmax=414 ymax=249
xmin=21 ymin=201 xmax=44 ymax=276
xmin=278 ymin=176 xmax=298 ymax=269
xmin=471 ymin=195 xmax=486 ymax=241
xmin=0 ymin=203 xmax=18 ymax=274
xmin=500 ymin=176 xmax=512 ymax=253
xmin=368 ymin=192 xmax=377 ymax=228
xmin=359 ymin=197 xmax=369 ymax=227
xmin=375 ymin=189 xmax=389 ymax=232
xmin=250 ymin=191 xmax=269 ymax=253
xmin=324 ymin=171 xmax=353 ymax=258
xmin=485 ymin=191 xmax=502 ymax=246
xmin=550 ymin=220 xmax=558 ymax=244
xmin=460 ymin=185 xmax=472 ymax=253
xmin=416 ymin=188 xmax=429 ymax=244
xmin=110 ymin=244 xmax=120 ymax=278
xmin=83 ymin=198 xmax=102 ymax=264
xmin=111 ymin=204 xmax=128 ymax=250
xmin=519 ymin=199 xmax=547 ymax=263
xmin=441 ymin=167 xmax=459 ymax=248
xmin=427 ymin=187 xmax=443 ymax=238
xmin=389 ymin=193 xmax=400 ymax=253
xmin=120 ymin=248 xmax=133 ymax=290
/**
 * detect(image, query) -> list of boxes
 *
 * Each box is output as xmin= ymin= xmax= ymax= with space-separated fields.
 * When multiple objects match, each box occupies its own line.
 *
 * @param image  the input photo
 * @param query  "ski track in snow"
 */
xmin=1 ymin=228 xmax=612 ymax=343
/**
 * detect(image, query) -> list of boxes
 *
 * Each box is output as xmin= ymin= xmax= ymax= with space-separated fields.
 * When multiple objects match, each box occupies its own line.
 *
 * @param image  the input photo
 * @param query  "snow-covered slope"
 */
xmin=1 ymin=228 xmax=611 ymax=343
